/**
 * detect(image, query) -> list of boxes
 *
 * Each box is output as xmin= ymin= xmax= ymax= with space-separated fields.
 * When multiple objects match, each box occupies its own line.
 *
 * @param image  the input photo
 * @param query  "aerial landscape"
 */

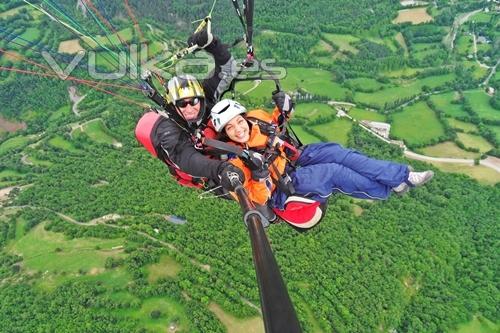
xmin=0 ymin=0 xmax=498 ymax=332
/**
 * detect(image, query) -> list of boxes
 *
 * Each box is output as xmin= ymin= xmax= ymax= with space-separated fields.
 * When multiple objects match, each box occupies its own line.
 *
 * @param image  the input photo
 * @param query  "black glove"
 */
xmin=251 ymin=168 xmax=270 ymax=182
xmin=187 ymin=18 xmax=214 ymax=49
xmin=242 ymin=151 xmax=270 ymax=182
xmin=218 ymin=162 xmax=245 ymax=192
xmin=242 ymin=151 xmax=264 ymax=170
xmin=272 ymin=91 xmax=295 ymax=117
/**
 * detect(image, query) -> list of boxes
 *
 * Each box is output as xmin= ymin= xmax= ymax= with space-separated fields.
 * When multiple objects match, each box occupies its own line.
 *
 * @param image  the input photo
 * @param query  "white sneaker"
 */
xmin=393 ymin=170 xmax=434 ymax=195
xmin=407 ymin=170 xmax=434 ymax=187
xmin=392 ymin=182 xmax=410 ymax=195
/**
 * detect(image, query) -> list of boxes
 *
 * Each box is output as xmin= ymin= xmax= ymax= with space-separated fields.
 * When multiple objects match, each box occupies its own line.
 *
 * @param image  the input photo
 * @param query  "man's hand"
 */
xmin=187 ymin=18 xmax=214 ymax=49
xmin=272 ymin=91 xmax=295 ymax=117
xmin=218 ymin=163 xmax=245 ymax=191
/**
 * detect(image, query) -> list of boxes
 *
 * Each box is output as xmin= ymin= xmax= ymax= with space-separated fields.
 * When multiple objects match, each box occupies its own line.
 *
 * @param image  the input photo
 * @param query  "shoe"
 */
xmin=407 ymin=170 xmax=434 ymax=187
xmin=393 ymin=170 xmax=434 ymax=195
xmin=392 ymin=182 xmax=410 ymax=195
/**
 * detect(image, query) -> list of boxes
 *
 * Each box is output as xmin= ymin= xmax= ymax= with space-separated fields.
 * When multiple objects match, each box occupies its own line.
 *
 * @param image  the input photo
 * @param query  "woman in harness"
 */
xmin=210 ymin=94 xmax=434 ymax=228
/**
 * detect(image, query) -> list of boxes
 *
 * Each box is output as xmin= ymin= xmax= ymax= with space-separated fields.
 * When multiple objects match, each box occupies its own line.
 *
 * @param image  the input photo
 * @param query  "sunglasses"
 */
xmin=176 ymin=97 xmax=201 ymax=108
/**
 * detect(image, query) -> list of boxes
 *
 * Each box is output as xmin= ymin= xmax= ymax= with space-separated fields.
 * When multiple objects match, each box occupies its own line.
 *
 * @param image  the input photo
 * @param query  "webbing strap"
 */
xmin=244 ymin=0 xmax=254 ymax=57
xmin=230 ymin=0 xmax=247 ymax=32
xmin=203 ymin=138 xmax=244 ymax=156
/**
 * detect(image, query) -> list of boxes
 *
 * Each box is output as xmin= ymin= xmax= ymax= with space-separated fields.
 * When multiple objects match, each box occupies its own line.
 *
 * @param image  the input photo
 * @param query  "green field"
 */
xmin=476 ymin=42 xmax=492 ymax=54
xmin=295 ymin=103 xmax=335 ymax=120
xmin=367 ymin=36 xmax=398 ymax=52
xmin=382 ymin=67 xmax=423 ymax=78
xmin=322 ymin=33 xmax=359 ymax=54
xmin=428 ymin=161 xmax=500 ymax=186
xmin=471 ymin=12 xmax=494 ymax=24
xmin=147 ymin=41 xmax=165 ymax=57
xmin=83 ymin=28 xmax=134 ymax=49
xmin=464 ymin=62 xmax=489 ymax=81
xmin=0 ymin=5 xmax=26 ymax=18
xmin=448 ymin=118 xmax=478 ymax=132
xmin=345 ymin=77 xmax=385 ymax=91
xmin=486 ymin=125 xmax=500 ymax=142
xmin=210 ymin=303 xmax=264 ymax=333
xmin=391 ymin=102 xmax=445 ymax=145
xmin=395 ymin=32 xmax=408 ymax=55
xmin=420 ymin=141 xmax=479 ymax=159
xmin=282 ymin=68 xmax=348 ymax=100
xmin=237 ymin=67 xmax=349 ymax=102
xmin=291 ymin=126 xmax=322 ymax=145
xmin=48 ymin=136 xmax=79 ymax=153
xmin=8 ymin=223 xmax=125 ymax=272
xmin=412 ymin=43 xmax=436 ymax=52
xmin=412 ymin=47 xmax=443 ymax=61
xmin=311 ymin=118 xmax=352 ymax=146
xmin=0 ymin=135 xmax=30 ymax=155
xmin=116 ymin=297 xmax=190 ymax=333
xmin=429 ymin=92 xmax=468 ymax=118
xmin=25 ymin=153 xmax=54 ymax=167
xmin=73 ymin=119 xmax=118 ymax=145
xmin=5 ymin=220 xmax=129 ymax=290
xmin=355 ymin=74 xmax=456 ymax=108
xmin=455 ymin=35 xmax=473 ymax=56
xmin=311 ymin=40 xmax=334 ymax=55
xmin=146 ymin=255 xmax=181 ymax=283
xmin=452 ymin=315 xmax=499 ymax=333
xmin=348 ymin=108 xmax=386 ymax=122
xmin=49 ymin=105 xmax=71 ymax=122
xmin=236 ymin=79 xmax=276 ymax=103
xmin=463 ymin=89 xmax=500 ymax=121
xmin=457 ymin=133 xmax=494 ymax=153
xmin=90 ymin=51 xmax=121 ymax=71
xmin=0 ymin=169 xmax=24 ymax=180
xmin=77 ymin=267 xmax=131 ymax=290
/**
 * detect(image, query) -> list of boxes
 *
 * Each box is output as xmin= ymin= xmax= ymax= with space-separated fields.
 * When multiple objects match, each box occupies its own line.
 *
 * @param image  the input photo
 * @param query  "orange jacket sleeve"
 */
xmin=229 ymin=157 xmax=272 ymax=206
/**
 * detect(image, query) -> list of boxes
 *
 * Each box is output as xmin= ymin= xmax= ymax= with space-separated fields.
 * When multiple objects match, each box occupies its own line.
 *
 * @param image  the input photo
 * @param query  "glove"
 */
xmin=242 ymin=151 xmax=265 ymax=171
xmin=242 ymin=151 xmax=270 ymax=182
xmin=272 ymin=91 xmax=295 ymax=117
xmin=187 ymin=18 xmax=214 ymax=49
xmin=218 ymin=162 xmax=245 ymax=192
xmin=251 ymin=167 xmax=270 ymax=182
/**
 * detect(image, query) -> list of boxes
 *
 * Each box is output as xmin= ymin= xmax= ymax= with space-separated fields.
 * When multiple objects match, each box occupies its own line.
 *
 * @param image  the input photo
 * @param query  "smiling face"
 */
xmin=224 ymin=115 xmax=250 ymax=144
xmin=176 ymin=97 xmax=201 ymax=121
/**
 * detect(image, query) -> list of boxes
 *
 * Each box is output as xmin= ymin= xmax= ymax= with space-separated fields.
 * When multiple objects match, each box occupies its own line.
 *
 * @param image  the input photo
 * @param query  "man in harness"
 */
xmin=136 ymin=19 xmax=245 ymax=193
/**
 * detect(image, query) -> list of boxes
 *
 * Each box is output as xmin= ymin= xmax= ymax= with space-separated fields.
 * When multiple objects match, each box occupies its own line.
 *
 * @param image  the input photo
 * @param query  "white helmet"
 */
xmin=211 ymin=99 xmax=247 ymax=132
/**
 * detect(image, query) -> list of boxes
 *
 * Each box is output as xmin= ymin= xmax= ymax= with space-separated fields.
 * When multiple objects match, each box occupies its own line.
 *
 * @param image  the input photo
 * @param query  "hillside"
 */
xmin=0 ymin=0 xmax=499 ymax=332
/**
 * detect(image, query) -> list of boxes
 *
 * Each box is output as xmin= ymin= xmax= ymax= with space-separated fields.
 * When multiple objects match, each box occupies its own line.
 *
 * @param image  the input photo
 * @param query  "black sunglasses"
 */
xmin=176 ymin=97 xmax=200 ymax=108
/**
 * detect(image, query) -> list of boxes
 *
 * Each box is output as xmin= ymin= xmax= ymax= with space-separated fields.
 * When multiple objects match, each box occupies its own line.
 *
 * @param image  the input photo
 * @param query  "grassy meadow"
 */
xmin=391 ymin=102 xmax=445 ymax=145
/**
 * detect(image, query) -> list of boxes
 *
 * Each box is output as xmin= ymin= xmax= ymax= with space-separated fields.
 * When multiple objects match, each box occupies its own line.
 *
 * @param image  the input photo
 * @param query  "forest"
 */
xmin=0 ymin=0 xmax=499 ymax=332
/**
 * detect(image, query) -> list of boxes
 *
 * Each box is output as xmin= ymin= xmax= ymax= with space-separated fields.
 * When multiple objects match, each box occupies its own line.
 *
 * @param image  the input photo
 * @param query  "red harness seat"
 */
xmin=135 ymin=111 xmax=205 ymax=189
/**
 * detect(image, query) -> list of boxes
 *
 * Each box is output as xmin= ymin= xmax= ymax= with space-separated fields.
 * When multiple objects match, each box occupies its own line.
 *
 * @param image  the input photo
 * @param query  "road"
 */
xmin=482 ymin=59 xmax=500 ymax=87
xmin=336 ymin=103 xmax=500 ymax=173
xmin=472 ymin=32 xmax=492 ymax=69
xmin=68 ymin=86 xmax=86 ymax=116
xmin=242 ymin=79 xmax=262 ymax=96
xmin=443 ymin=9 xmax=482 ymax=50
xmin=404 ymin=150 xmax=474 ymax=165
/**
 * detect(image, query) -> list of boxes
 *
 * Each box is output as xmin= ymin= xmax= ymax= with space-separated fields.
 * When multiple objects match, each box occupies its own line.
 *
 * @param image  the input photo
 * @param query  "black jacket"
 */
xmin=153 ymin=38 xmax=237 ymax=181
